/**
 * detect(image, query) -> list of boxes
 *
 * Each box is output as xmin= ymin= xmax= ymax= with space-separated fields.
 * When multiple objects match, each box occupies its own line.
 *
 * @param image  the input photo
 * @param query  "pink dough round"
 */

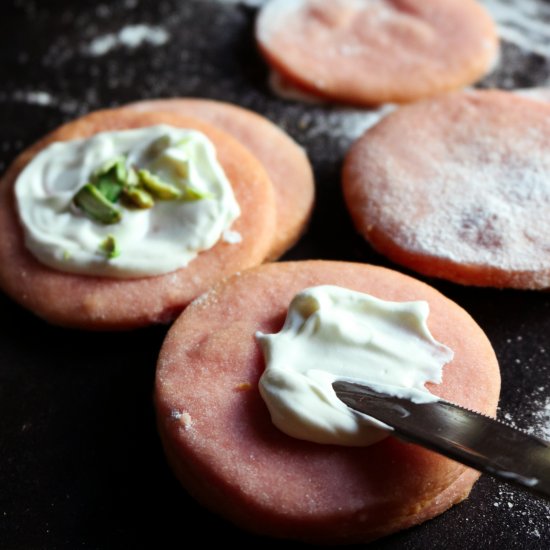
xmin=256 ymin=0 xmax=499 ymax=105
xmin=0 ymin=109 xmax=276 ymax=329
xmin=343 ymin=90 xmax=550 ymax=288
xmin=124 ymin=98 xmax=315 ymax=259
xmin=156 ymin=260 xmax=500 ymax=543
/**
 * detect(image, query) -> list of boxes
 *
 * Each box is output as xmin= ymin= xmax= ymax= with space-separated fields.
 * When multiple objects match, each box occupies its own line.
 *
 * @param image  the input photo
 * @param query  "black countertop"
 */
xmin=1 ymin=1 xmax=549 ymax=548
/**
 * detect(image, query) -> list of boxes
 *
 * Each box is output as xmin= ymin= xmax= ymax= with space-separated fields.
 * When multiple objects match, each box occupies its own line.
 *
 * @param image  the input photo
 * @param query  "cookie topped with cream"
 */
xmin=0 ymin=108 xmax=276 ymax=329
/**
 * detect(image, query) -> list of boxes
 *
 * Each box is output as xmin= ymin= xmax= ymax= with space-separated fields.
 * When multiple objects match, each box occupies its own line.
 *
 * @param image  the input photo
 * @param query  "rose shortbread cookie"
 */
xmin=256 ymin=0 xmax=499 ymax=105
xmin=125 ymin=98 xmax=315 ymax=260
xmin=155 ymin=261 xmax=500 ymax=543
xmin=343 ymin=90 xmax=550 ymax=288
xmin=0 ymin=109 xmax=276 ymax=329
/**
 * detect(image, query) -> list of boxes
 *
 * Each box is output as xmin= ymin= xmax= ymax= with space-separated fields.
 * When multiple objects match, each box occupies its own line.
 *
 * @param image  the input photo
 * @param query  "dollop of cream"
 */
xmin=256 ymin=285 xmax=454 ymax=446
xmin=15 ymin=125 xmax=240 ymax=278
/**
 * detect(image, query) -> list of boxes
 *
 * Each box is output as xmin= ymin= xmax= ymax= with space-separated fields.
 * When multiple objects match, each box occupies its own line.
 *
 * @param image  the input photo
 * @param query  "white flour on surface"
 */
xmin=480 ymin=0 xmax=550 ymax=57
xmin=490 ymin=483 xmax=550 ymax=538
xmin=530 ymin=396 xmax=550 ymax=440
xmin=299 ymin=104 xmax=394 ymax=144
xmin=523 ymin=386 xmax=550 ymax=441
xmin=212 ymin=0 xmax=268 ymax=6
xmin=0 ymin=89 xmax=80 ymax=115
xmin=86 ymin=24 xmax=170 ymax=57
xmin=11 ymin=91 xmax=55 ymax=106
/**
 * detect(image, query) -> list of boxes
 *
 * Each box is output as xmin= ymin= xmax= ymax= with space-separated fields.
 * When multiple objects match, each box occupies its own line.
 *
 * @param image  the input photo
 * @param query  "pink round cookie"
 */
xmin=343 ymin=90 xmax=550 ymax=288
xmin=156 ymin=260 xmax=500 ymax=543
xmin=256 ymin=0 xmax=499 ymax=105
xmin=0 ymin=109 xmax=276 ymax=329
xmin=124 ymin=98 xmax=315 ymax=259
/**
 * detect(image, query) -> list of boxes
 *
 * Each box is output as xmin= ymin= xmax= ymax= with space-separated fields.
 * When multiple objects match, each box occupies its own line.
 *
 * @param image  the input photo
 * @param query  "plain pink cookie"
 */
xmin=343 ymin=90 xmax=550 ymax=288
xmin=256 ymin=0 xmax=499 ymax=105
xmin=155 ymin=260 xmax=500 ymax=543
xmin=123 ymin=98 xmax=315 ymax=260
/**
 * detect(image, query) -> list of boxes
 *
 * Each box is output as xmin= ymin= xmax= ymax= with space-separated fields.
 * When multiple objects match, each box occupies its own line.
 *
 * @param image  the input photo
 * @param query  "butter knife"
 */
xmin=333 ymin=380 xmax=550 ymax=500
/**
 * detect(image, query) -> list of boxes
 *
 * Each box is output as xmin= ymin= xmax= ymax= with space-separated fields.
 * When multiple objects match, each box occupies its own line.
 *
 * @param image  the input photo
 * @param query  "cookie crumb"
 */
xmin=171 ymin=410 xmax=193 ymax=430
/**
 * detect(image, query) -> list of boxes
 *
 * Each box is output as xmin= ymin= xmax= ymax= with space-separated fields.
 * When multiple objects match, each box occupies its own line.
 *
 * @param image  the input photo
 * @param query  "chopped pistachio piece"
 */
xmin=73 ymin=184 xmax=122 ymax=225
xmin=94 ymin=174 xmax=124 ymax=203
xmin=184 ymin=186 xmax=214 ymax=201
xmin=63 ymin=250 xmax=71 ymax=261
xmin=138 ymin=169 xmax=182 ymax=200
xmin=91 ymin=156 xmax=128 ymax=202
xmin=99 ymin=235 xmax=120 ymax=259
xmin=93 ymin=155 xmax=127 ymax=182
xmin=125 ymin=166 xmax=139 ymax=187
xmin=122 ymin=186 xmax=155 ymax=209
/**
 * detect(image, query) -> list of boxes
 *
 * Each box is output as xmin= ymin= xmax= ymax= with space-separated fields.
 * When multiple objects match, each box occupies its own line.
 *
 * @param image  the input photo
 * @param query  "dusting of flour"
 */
xmin=86 ymin=24 xmax=170 ymax=56
xmin=480 ymin=0 xmax=550 ymax=57
xmin=213 ymin=0 xmax=268 ymax=6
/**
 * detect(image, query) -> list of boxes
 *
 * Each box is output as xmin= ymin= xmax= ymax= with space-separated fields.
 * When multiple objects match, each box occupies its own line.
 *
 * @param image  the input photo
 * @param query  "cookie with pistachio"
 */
xmin=0 ymin=109 xmax=276 ymax=329
xmin=124 ymin=98 xmax=315 ymax=260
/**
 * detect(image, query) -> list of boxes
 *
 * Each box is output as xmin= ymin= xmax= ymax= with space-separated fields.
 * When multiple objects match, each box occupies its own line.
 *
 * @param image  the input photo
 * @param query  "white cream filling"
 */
xmin=15 ymin=125 xmax=240 ymax=278
xmin=256 ymin=285 xmax=454 ymax=446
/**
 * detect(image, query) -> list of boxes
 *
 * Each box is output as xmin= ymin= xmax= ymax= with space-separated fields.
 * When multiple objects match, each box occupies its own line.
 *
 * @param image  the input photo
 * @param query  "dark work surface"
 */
xmin=1 ymin=1 xmax=550 ymax=548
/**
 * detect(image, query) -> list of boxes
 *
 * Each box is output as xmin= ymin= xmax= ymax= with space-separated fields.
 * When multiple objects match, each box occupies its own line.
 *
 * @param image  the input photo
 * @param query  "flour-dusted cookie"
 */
xmin=156 ymin=261 xmax=500 ymax=544
xmin=343 ymin=90 xmax=550 ymax=288
xmin=256 ymin=0 xmax=499 ymax=105
xmin=0 ymin=109 xmax=276 ymax=329
xmin=124 ymin=98 xmax=315 ymax=259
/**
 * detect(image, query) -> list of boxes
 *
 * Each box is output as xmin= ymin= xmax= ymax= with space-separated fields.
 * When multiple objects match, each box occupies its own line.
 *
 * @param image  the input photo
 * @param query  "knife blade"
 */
xmin=332 ymin=380 xmax=550 ymax=500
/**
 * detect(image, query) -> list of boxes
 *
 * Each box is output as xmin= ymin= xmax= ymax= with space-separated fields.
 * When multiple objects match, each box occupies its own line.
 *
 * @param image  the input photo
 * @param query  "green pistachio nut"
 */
xmin=99 ymin=235 xmax=120 ymax=259
xmin=122 ymin=186 xmax=155 ymax=209
xmin=138 ymin=169 xmax=182 ymax=200
xmin=125 ymin=166 xmax=140 ymax=187
xmin=73 ymin=184 xmax=122 ymax=224
xmin=94 ymin=155 xmax=127 ymax=182
xmin=94 ymin=174 xmax=124 ymax=203
xmin=91 ymin=156 xmax=128 ymax=202
xmin=184 ymin=186 xmax=214 ymax=201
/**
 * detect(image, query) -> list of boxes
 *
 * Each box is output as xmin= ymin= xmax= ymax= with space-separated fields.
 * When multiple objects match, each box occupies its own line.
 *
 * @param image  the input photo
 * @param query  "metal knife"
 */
xmin=332 ymin=380 xmax=550 ymax=500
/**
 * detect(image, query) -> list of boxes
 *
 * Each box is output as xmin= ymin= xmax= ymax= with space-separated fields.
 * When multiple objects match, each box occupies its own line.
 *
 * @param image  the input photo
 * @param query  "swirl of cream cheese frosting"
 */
xmin=256 ymin=285 xmax=454 ymax=446
xmin=14 ymin=125 xmax=240 ymax=278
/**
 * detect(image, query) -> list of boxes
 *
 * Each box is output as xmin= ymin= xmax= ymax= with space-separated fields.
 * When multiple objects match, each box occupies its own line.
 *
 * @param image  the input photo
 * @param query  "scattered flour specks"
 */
xmin=527 ymin=393 xmax=550 ymax=440
xmin=3 ymin=89 xmax=80 ymax=115
xmin=302 ymin=104 xmax=394 ymax=144
xmin=480 ymin=0 xmax=550 ymax=57
xmin=491 ymin=483 xmax=550 ymax=539
xmin=502 ymin=411 xmax=518 ymax=428
xmin=501 ymin=384 xmax=550 ymax=440
xmin=12 ymin=90 xmax=55 ymax=106
xmin=212 ymin=0 xmax=268 ymax=6
xmin=87 ymin=24 xmax=170 ymax=57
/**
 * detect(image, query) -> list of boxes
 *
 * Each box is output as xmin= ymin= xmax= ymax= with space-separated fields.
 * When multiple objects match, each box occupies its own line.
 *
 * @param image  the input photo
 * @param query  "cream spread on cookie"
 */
xmin=15 ymin=125 xmax=240 ymax=277
xmin=256 ymin=285 xmax=453 ymax=446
